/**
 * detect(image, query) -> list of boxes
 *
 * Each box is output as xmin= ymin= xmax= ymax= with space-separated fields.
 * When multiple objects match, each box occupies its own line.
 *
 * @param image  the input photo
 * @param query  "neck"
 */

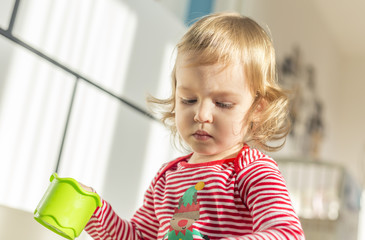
xmin=189 ymin=144 xmax=243 ymax=164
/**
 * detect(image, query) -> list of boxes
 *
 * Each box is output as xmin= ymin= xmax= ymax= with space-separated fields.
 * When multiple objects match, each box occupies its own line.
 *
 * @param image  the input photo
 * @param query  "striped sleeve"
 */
xmin=129 ymin=182 xmax=160 ymax=239
xmin=84 ymin=199 xmax=142 ymax=239
xmin=84 ymin=164 xmax=166 ymax=240
xmin=230 ymin=149 xmax=305 ymax=239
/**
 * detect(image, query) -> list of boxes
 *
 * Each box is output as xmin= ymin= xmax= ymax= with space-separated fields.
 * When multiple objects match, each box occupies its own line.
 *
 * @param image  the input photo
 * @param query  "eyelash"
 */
xmin=180 ymin=98 xmax=234 ymax=109
xmin=180 ymin=98 xmax=196 ymax=105
xmin=216 ymin=102 xmax=234 ymax=109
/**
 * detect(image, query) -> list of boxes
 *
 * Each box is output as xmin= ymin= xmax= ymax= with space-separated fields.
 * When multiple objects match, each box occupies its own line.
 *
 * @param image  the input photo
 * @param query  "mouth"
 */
xmin=192 ymin=130 xmax=212 ymax=140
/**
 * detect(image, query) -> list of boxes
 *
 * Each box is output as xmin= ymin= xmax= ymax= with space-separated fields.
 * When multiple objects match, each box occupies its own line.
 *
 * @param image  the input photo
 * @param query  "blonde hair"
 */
xmin=148 ymin=12 xmax=290 ymax=152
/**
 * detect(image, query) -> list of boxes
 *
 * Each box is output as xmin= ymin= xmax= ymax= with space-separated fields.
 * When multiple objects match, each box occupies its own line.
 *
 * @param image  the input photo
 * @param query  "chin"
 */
xmin=191 ymin=146 xmax=219 ymax=156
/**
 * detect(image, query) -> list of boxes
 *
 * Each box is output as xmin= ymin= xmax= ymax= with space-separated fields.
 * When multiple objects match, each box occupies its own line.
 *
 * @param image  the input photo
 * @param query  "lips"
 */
xmin=193 ymin=130 xmax=212 ymax=140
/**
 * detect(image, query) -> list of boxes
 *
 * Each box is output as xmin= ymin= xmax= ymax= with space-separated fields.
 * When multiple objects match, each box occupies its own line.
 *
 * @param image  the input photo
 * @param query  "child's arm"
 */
xmin=82 ymin=179 xmax=160 ymax=239
xmin=232 ymin=159 xmax=305 ymax=239
xmin=78 ymin=183 xmax=140 ymax=238
xmin=84 ymin=199 xmax=142 ymax=239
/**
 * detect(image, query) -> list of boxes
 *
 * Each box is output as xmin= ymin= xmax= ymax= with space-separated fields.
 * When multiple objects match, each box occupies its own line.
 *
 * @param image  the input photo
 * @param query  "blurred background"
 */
xmin=0 ymin=0 xmax=364 ymax=239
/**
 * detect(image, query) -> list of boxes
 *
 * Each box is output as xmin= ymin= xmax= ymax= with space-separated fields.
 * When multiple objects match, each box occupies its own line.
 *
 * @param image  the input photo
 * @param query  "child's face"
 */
xmin=175 ymin=55 xmax=254 ymax=160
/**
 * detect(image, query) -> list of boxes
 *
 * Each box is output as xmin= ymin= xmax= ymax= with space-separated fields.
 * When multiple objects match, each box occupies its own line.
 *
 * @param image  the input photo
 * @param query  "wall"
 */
xmin=336 ymin=57 xmax=365 ymax=185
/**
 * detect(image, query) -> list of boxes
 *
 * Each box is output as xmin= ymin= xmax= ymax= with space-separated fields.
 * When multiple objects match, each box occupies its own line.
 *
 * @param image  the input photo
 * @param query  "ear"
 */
xmin=253 ymin=97 xmax=267 ymax=115
xmin=249 ymin=98 xmax=267 ymax=129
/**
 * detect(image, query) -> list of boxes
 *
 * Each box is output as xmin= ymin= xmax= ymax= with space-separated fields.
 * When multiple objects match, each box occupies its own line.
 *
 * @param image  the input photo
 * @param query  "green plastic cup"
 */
xmin=34 ymin=173 xmax=102 ymax=239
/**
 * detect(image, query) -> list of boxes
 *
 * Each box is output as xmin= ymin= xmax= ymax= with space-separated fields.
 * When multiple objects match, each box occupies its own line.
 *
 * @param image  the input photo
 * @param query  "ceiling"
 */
xmin=310 ymin=0 xmax=365 ymax=59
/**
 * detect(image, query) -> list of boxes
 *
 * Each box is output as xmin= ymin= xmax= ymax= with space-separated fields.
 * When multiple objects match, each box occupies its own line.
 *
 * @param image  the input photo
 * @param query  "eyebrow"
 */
xmin=177 ymin=86 xmax=242 ymax=98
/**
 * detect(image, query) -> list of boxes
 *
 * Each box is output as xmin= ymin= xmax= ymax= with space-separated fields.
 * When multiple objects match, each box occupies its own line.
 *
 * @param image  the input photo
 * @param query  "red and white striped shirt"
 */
xmin=85 ymin=145 xmax=304 ymax=239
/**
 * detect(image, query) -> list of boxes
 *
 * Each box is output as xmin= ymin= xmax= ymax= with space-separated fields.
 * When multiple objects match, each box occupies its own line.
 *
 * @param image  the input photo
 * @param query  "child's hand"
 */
xmin=78 ymin=182 xmax=95 ymax=193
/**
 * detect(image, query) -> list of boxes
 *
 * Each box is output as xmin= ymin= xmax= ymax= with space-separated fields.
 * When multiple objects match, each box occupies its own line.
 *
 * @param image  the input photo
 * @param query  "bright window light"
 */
xmin=0 ymin=0 xmax=15 ymax=29
xmin=0 ymin=43 xmax=75 ymax=212
xmin=13 ymin=0 xmax=137 ymax=96
xmin=57 ymin=81 xmax=120 ymax=192
xmin=0 ymin=0 xmax=137 ymax=213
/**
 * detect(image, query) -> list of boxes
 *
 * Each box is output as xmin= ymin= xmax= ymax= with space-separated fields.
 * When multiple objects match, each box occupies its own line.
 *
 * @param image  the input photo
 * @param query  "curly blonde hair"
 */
xmin=148 ymin=12 xmax=290 ymax=152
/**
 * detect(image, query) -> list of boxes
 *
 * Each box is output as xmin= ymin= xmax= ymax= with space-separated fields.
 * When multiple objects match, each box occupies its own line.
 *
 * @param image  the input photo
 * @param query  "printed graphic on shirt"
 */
xmin=163 ymin=182 xmax=209 ymax=240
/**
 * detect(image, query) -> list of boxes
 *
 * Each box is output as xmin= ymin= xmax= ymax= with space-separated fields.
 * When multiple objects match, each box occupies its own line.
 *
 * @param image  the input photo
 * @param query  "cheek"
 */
xmin=175 ymin=105 xmax=194 ymax=121
xmin=174 ymin=104 xmax=182 ymax=124
xmin=230 ymin=103 xmax=253 ymax=136
xmin=225 ymin=112 xmax=247 ymax=137
xmin=175 ymin=106 xmax=192 ymax=133
xmin=231 ymin=120 xmax=244 ymax=136
xmin=170 ymin=218 xmax=181 ymax=230
xmin=175 ymin=115 xmax=184 ymax=134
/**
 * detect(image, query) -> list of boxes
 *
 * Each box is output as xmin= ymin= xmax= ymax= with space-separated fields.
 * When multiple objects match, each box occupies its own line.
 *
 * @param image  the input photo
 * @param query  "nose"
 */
xmin=194 ymin=101 xmax=213 ymax=123
xmin=178 ymin=219 xmax=188 ymax=227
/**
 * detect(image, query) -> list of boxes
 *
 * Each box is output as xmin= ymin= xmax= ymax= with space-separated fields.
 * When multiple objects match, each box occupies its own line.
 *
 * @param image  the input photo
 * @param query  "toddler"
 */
xmin=84 ymin=12 xmax=304 ymax=239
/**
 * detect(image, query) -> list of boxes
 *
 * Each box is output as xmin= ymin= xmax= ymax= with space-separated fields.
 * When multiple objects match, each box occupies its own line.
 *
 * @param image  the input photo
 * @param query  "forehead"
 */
xmin=175 ymin=54 xmax=248 ymax=93
xmin=176 ymin=50 xmax=237 ymax=70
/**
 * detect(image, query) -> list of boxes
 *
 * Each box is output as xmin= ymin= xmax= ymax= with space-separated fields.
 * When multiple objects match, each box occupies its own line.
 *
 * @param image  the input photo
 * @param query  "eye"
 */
xmin=216 ymin=102 xmax=234 ymax=109
xmin=181 ymin=98 xmax=197 ymax=105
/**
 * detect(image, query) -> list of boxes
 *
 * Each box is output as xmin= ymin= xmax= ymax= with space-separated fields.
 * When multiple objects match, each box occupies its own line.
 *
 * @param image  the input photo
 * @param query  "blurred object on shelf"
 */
xmin=277 ymin=158 xmax=361 ymax=240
